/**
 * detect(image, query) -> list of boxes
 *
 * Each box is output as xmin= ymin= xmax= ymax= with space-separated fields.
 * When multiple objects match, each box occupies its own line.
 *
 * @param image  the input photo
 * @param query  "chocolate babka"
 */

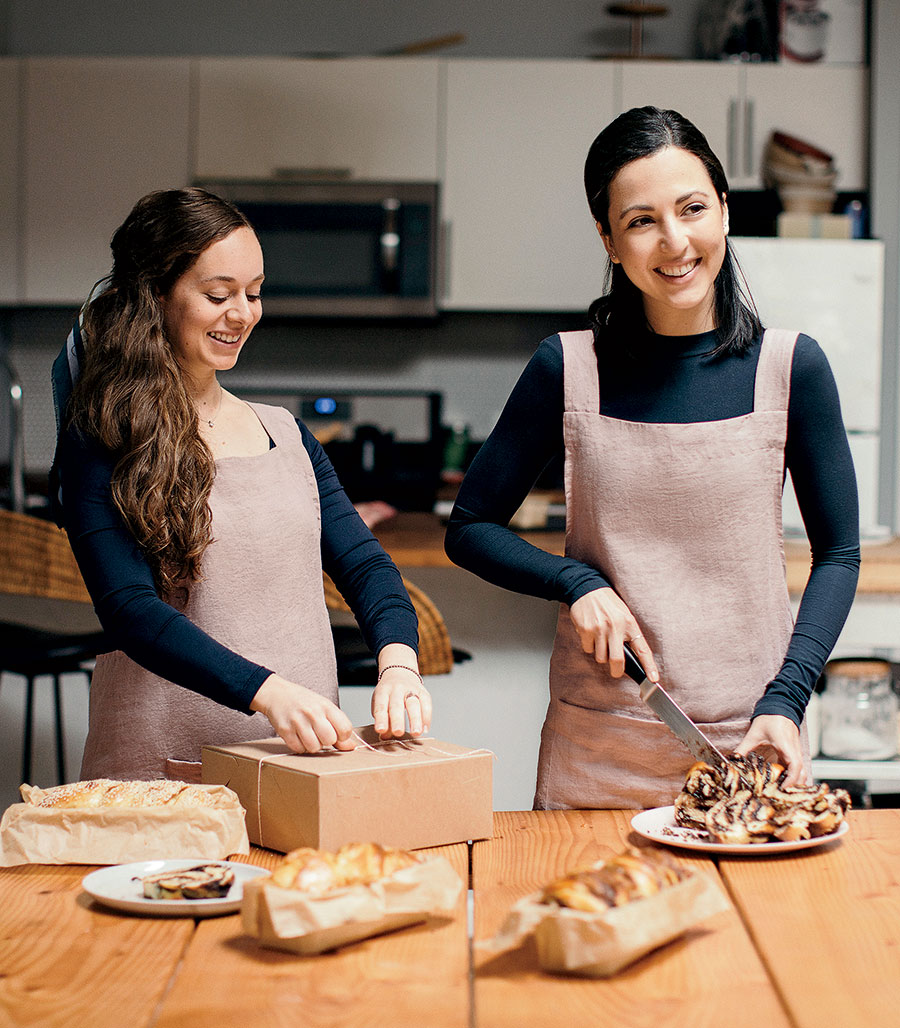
xmin=675 ymin=753 xmax=850 ymax=844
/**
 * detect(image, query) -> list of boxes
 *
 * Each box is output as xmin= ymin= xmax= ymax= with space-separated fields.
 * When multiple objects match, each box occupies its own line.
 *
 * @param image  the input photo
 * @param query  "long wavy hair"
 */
xmin=68 ymin=187 xmax=254 ymax=595
xmin=583 ymin=106 xmax=761 ymax=355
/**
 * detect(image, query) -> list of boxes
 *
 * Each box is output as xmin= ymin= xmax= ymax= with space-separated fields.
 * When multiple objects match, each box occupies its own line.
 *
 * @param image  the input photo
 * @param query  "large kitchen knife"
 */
xmin=622 ymin=643 xmax=731 ymax=770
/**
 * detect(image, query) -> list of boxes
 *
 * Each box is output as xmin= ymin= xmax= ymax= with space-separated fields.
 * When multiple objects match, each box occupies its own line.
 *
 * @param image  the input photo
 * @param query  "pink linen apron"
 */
xmin=534 ymin=329 xmax=808 ymax=810
xmin=81 ymin=402 xmax=339 ymax=782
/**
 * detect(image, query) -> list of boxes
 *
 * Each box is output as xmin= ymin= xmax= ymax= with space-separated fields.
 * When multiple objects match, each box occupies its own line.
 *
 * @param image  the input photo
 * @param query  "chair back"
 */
xmin=323 ymin=573 xmax=453 ymax=676
xmin=0 ymin=509 xmax=91 ymax=603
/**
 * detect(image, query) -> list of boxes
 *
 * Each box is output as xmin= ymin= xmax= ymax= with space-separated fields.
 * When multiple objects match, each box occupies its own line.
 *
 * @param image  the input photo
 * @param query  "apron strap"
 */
xmin=560 ymin=330 xmax=600 ymax=414
xmin=753 ymin=328 xmax=799 ymax=413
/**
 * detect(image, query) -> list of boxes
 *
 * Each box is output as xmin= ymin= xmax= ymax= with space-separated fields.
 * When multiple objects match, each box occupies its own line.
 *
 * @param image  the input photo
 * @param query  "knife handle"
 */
xmin=622 ymin=642 xmax=648 ymax=686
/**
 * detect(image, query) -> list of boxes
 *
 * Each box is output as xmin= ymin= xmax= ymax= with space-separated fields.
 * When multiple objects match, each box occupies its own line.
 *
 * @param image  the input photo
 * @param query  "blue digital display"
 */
xmin=314 ymin=397 xmax=338 ymax=416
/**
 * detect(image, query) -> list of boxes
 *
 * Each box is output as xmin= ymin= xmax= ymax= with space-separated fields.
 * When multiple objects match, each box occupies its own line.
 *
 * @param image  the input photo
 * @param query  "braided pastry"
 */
xmin=22 ymin=779 xmax=219 ymax=809
xmin=540 ymin=846 xmax=688 ymax=913
xmin=269 ymin=842 xmax=422 ymax=894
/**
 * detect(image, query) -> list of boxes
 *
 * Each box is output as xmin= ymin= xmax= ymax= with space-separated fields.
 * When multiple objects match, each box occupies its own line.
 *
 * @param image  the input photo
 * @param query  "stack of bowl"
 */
xmin=763 ymin=131 xmax=837 ymax=214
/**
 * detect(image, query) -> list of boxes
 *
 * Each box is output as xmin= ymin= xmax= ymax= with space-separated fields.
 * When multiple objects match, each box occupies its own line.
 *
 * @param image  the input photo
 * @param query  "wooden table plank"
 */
xmin=719 ymin=808 xmax=900 ymax=1028
xmin=472 ymin=810 xmax=792 ymax=1028
xmin=153 ymin=843 xmax=471 ymax=1028
xmin=0 ymin=862 xmax=193 ymax=1028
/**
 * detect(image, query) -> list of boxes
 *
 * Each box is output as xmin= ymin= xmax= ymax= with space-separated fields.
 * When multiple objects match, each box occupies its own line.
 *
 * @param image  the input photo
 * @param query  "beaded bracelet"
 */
xmin=377 ymin=664 xmax=424 ymax=685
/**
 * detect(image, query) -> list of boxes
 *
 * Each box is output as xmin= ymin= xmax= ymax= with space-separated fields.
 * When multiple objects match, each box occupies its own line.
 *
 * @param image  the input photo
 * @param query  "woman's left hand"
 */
xmin=734 ymin=714 xmax=806 ymax=786
xmin=371 ymin=644 xmax=432 ymax=739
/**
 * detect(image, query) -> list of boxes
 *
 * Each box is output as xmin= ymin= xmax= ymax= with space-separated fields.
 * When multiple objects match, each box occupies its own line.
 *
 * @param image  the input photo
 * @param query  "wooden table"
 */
xmin=2 ymin=809 xmax=898 ymax=1028
xmin=375 ymin=512 xmax=900 ymax=594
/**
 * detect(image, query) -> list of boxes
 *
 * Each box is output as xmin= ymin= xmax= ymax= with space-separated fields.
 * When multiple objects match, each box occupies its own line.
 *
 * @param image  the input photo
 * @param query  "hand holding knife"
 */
xmin=622 ymin=643 xmax=731 ymax=771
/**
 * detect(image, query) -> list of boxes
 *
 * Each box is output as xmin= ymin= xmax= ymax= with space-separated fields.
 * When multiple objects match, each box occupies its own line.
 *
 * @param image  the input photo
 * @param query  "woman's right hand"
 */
xmin=569 ymin=586 xmax=659 ymax=682
xmin=250 ymin=673 xmax=356 ymax=753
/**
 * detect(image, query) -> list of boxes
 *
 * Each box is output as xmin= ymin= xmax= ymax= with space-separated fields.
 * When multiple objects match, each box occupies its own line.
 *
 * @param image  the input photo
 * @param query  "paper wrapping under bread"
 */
xmin=0 ymin=784 xmax=249 ymax=866
xmin=241 ymin=855 xmax=463 ymax=955
xmin=478 ymin=870 xmax=728 ymax=977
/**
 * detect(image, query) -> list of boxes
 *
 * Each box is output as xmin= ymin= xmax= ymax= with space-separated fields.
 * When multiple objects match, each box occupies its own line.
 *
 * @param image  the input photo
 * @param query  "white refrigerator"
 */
xmin=731 ymin=237 xmax=886 ymax=539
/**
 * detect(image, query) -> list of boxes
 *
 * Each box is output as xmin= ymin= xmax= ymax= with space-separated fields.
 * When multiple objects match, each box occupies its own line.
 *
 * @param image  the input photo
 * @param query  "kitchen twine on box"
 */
xmin=253 ymin=738 xmax=495 ymax=850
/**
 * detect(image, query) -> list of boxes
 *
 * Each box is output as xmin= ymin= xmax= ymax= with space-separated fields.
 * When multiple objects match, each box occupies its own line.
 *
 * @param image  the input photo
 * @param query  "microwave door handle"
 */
xmin=380 ymin=198 xmax=400 ymax=292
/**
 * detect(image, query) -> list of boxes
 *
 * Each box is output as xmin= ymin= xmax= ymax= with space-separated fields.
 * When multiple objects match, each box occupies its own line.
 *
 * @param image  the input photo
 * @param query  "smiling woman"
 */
xmin=598 ymin=147 xmax=729 ymax=335
xmin=161 ymin=226 xmax=264 ymax=385
xmin=48 ymin=187 xmax=431 ymax=783
xmin=445 ymin=107 xmax=861 ymax=811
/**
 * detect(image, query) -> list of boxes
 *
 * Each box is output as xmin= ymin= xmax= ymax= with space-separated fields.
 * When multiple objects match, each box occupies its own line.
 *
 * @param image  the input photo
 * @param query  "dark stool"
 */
xmin=0 ymin=623 xmax=106 ymax=784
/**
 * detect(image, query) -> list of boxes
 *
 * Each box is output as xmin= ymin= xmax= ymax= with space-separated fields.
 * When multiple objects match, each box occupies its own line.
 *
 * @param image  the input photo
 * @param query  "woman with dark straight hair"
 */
xmin=53 ymin=187 xmax=431 ymax=782
xmin=445 ymin=107 xmax=859 ymax=810
xmin=584 ymin=105 xmax=760 ymax=357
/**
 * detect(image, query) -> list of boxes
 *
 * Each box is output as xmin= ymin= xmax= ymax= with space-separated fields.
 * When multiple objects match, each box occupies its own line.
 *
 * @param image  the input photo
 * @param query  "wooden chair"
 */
xmin=0 ymin=509 xmax=106 ymax=784
xmin=323 ymin=573 xmax=464 ymax=680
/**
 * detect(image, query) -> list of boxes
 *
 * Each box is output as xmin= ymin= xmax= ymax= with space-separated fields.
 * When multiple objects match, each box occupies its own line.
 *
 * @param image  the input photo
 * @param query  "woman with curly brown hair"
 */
xmin=52 ymin=187 xmax=430 ymax=782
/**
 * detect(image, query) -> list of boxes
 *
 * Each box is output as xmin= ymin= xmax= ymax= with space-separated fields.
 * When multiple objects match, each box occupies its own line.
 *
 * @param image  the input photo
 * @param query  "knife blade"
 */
xmin=622 ymin=643 xmax=730 ymax=770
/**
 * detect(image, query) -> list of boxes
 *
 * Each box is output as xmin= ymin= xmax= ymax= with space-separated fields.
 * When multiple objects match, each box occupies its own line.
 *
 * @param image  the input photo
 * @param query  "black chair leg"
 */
xmin=22 ymin=673 xmax=35 ymax=785
xmin=53 ymin=673 xmax=66 ymax=785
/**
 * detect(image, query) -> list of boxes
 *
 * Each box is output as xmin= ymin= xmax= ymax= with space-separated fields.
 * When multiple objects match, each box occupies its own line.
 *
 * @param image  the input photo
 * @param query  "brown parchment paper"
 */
xmin=0 ymin=784 xmax=249 ymax=866
xmin=478 ymin=871 xmax=728 ymax=977
xmin=241 ymin=855 xmax=464 ymax=954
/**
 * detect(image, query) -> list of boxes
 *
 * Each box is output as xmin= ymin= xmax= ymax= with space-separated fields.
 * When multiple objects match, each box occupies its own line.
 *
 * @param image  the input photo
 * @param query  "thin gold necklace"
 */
xmin=199 ymin=386 xmax=224 ymax=428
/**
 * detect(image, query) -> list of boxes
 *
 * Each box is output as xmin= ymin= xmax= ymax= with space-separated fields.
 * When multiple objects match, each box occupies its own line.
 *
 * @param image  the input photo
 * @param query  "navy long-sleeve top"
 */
xmin=445 ymin=328 xmax=860 ymax=726
xmin=58 ymin=418 xmax=418 ymax=713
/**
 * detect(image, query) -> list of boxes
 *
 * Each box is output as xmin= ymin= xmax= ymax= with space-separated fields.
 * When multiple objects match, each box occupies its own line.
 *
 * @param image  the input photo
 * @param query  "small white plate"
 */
xmin=82 ymin=859 xmax=269 ymax=917
xmin=631 ymin=805 xmax=849 ymax=856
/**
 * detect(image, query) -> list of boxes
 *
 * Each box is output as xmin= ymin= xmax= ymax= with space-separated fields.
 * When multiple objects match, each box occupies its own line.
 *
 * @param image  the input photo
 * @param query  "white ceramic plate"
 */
xmin=82 ymin=859 xmax=269 ymax=917
xmin=631 ymin=805 xmax=849 ymax=856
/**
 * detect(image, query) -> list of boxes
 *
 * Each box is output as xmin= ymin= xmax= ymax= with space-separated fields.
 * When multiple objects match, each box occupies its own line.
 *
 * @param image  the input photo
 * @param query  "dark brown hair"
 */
xmin=584 ymin=106 xmax=761 ymax=354
xmin=68 ymin=188 xmax=254 ymax=595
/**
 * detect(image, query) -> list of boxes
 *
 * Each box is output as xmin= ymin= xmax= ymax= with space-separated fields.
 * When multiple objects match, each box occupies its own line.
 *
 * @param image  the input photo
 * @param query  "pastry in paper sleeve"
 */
xmin=0 ymin=778 xmax=249 ymax=866
xmin=241 ymin=841 xmax=464 ymax=954
xmin=479 ymin=845 xmax=728 ymax=977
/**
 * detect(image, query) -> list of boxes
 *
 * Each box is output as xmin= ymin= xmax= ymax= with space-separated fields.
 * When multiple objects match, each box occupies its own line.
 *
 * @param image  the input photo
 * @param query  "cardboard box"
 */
xmin=202 ymin=728 xmax=493 ymax=853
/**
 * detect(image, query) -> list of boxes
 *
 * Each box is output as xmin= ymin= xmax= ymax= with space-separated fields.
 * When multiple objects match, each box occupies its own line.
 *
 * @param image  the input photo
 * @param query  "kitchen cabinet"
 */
xmin=21 ymin=58 xmax=191 ymax=304
xmin=441 ymin=59 xmax=616 ymax=312
xmin=620 ymin=61 xmax=868 ymax=191
xmin=0 ymin=60 xmax=21 ymax=303
xmin=442 ymin=59 xmax=870 ymax=311
xmin=193 ymin=58 xmax=440 ymax=182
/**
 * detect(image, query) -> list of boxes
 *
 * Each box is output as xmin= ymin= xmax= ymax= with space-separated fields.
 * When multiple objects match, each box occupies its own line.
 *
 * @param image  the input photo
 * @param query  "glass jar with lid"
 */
xmin=819 ymin=659 xmax=899 ymax=761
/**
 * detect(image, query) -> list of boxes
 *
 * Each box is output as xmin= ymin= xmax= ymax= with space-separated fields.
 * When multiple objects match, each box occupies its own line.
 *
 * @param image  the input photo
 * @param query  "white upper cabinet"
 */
xmin=620 ymin=62 xmax=868 ymax=191
xmin=22 ymin=59 xmax=191 ymax=304
xmin=193 ymin=58 xmax=440 ymax=182
xmin=441 ymin=60 xmax=617 ymax=312
xmin=4 ymin=55 xmax=870 ymax=311
xmin=0 ymin=60 xmax=21 ymax=303
xmin=620 ymin=62 xmax=745 ymax=181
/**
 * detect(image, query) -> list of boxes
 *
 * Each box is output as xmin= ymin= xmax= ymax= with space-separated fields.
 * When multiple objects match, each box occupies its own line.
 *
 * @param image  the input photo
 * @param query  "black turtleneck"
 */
xmin=444 ymin=329 xmax=860 ymax=726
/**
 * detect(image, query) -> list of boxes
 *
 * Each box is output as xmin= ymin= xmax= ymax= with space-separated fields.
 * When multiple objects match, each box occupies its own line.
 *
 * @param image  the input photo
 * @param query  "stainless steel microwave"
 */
xmin=194 ymin=178 xmax=440 ymax=318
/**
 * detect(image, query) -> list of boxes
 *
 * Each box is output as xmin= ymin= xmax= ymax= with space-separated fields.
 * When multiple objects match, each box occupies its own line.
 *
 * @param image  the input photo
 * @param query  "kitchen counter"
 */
xmin=1 ymin=808 xmax=897 ymax=1028
xmin=375 ymin=512 xmax=900 ymax=595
